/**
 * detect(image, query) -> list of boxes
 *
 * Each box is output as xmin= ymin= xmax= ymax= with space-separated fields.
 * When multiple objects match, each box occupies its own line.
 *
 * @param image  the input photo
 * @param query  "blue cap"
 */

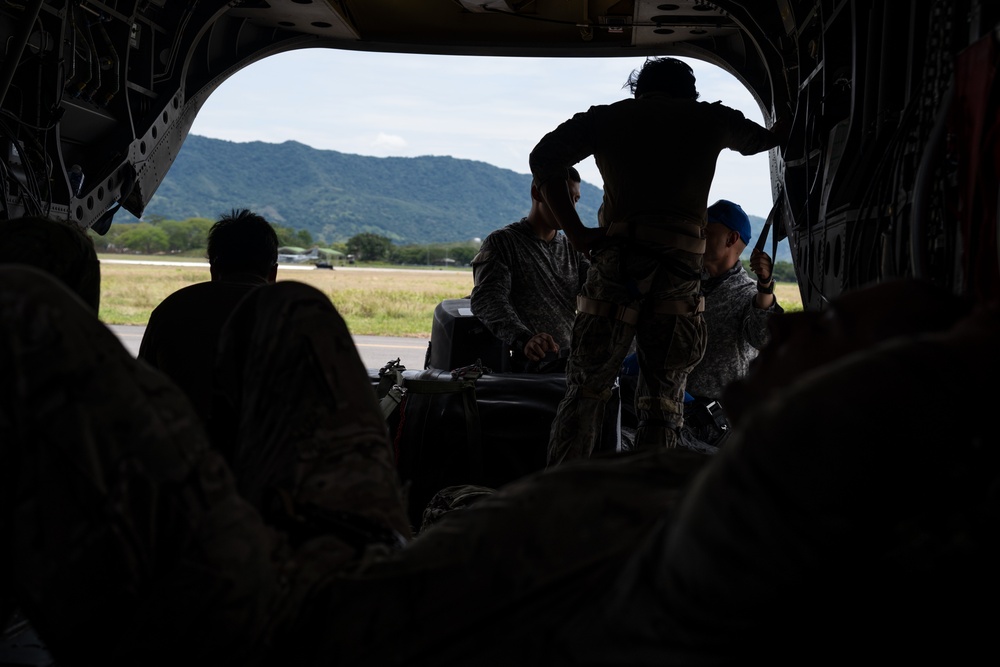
xmin=707 ymin=199 xmax=751 ymax=246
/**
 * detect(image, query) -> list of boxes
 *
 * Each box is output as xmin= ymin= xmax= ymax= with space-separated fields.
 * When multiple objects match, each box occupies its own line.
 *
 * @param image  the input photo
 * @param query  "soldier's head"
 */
xmin=0 ymin=216 xmax=101 ymax=311
xmin=530 ymin=167 xmax=582 ymax=235
xmin=207 ymin=209 xmax=279 ymax=282
xmin=626 ymin=57 xmax=699 ymax=100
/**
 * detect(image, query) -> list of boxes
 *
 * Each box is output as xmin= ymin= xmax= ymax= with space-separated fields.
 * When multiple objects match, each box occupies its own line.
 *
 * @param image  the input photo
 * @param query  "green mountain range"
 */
xmin=135 ymin=135 xmax=790 ymax=262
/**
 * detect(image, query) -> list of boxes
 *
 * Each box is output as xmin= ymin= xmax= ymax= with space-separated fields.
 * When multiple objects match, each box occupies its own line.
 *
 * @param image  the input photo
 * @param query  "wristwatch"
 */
xmin=756 ymin=278 xmax=775 ymax=294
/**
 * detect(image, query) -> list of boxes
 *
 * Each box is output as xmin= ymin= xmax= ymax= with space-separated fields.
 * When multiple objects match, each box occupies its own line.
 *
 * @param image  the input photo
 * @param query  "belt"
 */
xmin=604 ymin=220 xmax=707 ymax=254
xmin=577 ymin=295 xmax=705 ymax=323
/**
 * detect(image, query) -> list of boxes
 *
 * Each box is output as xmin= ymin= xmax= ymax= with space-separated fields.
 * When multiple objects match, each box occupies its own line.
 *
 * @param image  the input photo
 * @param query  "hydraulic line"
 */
xmin=0 ymin=0 xmax=46 ymax=109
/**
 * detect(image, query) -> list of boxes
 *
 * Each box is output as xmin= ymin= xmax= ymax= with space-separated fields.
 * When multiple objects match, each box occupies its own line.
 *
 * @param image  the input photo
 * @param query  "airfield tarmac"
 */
xmin=108 ymin=324 xmax=430 ymax=371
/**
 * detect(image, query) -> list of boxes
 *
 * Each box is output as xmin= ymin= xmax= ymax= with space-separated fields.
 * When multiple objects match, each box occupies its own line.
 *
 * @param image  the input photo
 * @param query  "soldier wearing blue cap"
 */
xmin=688 ymin=199 xmax=784 ymax=402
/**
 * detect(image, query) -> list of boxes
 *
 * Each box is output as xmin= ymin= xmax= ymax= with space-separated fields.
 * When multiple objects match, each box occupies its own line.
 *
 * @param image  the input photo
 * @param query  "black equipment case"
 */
xmin=427 ymin=298 xmax=510 ymax=372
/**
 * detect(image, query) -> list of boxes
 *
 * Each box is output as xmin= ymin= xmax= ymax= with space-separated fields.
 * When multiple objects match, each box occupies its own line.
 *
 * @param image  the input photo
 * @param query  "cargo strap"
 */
xmin=577 ymin=294 xmax=705 ymax=323
xmin=651 ymin=295 xmax=705 ymax=316
xmin=377 ymin=358 xmax=407 ymax=420
xmin=377 ymin=359 xmax=485 ymax=482
xmin=604 ymin=220 xmax=707 ymax=254
xmin=577 ymin=295 xmax=640 ymax=325
xmin=754 ymin=185 xmax=783 ymax=268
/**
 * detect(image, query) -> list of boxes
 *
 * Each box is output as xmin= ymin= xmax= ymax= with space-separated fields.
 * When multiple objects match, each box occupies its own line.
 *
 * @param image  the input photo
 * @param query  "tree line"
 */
xmin=89 ymin=218 xmax=796 ymax=281
xmin=88 ymin=218 xmax=481 ymax=267
xmin=89 ymin=215 xmax=315 ymax=255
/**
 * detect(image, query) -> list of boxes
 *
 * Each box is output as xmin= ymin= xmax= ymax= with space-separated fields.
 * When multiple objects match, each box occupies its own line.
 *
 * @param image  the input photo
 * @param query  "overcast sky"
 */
xmin=189 ymin=49 xmax=778 ymax=219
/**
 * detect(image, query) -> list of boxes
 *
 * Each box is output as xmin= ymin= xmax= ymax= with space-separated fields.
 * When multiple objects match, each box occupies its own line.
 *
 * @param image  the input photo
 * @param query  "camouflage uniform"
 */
xmin=470 ymin=218 xmax=589 ymax=367
xmin=0 ymin=269 xmax=408 ymax=665
xmin=7 ymin=265 xmax=992 ymax=665
xmin=548 ymin=241 xmax=707 ymax=463
xmin=0 ymin=267 xmax=712 ymax=664
xmin=0 ymin=216 xmax=100 ymax=310
xmin=529 ymin=91 xmax=781 ymax=462
xmin=686 ymin=261 xmax=782 ymax=400
xmin=1 ymin=267 xmax=293 ymax=664
xmin=210 ymin=280 xmax=412 ymax=542
xmin=418 ymin=484 xmax=496 ymax=534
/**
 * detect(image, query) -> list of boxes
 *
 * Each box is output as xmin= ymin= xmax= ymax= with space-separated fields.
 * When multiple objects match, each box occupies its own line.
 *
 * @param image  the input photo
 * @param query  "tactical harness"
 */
xmin=577 ymin=218 xmax=707 ymax=324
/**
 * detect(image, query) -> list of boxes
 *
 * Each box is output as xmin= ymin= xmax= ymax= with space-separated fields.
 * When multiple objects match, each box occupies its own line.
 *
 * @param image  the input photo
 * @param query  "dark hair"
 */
xmin=625 ymin=57 xmax=699 ymax=100
xmin=531 ymin=166 xmax=582 ymax=189
xmin=0 ymin=216 xmax=101 ymax=310
xmin=207 ymin=209 xmax=278 ymax=277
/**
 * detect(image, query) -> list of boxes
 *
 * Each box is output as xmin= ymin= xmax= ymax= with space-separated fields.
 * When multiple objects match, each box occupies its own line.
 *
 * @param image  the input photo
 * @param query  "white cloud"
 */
xmin=372 ymin=132 xmax=408 ymax=150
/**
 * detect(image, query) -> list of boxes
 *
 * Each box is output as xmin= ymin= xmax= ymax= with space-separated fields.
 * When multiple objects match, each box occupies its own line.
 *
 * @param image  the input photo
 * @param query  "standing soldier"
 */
xmin=529 ymin=57 xmax=787 ymax=464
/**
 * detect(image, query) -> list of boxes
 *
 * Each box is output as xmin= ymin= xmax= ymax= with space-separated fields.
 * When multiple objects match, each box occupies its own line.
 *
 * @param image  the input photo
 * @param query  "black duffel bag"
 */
xmin=379 ymin=363 xmax=620 ymax=529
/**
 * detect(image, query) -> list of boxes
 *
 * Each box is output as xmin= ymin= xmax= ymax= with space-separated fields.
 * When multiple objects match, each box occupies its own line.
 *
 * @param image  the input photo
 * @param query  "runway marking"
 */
xmin=357 ymin=342 xmax=426 ymax=349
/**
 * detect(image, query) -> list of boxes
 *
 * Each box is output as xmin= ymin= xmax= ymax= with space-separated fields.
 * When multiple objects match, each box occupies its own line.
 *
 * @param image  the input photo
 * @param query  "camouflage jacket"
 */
xmin=470 ymin=218 xmax=589 ymax=350
xmin=686 ymin=262 xmax=782 ymax=399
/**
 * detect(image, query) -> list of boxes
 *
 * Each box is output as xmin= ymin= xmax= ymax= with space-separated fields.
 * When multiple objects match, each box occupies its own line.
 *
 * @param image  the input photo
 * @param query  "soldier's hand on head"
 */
xmin=750 ymin=248 xmax=773 ymax=283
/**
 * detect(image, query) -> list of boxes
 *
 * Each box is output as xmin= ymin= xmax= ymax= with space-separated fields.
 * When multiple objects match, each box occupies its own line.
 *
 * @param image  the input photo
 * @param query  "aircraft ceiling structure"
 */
xmin=0 ymin=0 xmax=997 ymax=308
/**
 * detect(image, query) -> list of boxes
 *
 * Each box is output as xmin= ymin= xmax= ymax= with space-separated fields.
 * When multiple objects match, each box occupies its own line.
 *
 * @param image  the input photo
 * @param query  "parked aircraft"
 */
xmin=277 ymin=245 xmax=342 ymax=265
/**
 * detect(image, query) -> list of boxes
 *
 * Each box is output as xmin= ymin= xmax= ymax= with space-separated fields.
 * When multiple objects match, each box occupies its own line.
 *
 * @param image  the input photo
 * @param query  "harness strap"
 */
xmin=577 ymin=295 xmax=640 ymax=326
xmin=577 ymin=294 xmax=704 ymax=323
xmin=650 ymin=295 xmax=706 ymax=316
xmin=379 ymin=385 xmax=404 ymax=420
xmin=605 ymin=220 xmax=707 ymax=254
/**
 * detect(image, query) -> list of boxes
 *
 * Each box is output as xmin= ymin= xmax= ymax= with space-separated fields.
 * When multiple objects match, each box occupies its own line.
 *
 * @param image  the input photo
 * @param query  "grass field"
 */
xmin=98 ymin=257 xmax=803 ymax=336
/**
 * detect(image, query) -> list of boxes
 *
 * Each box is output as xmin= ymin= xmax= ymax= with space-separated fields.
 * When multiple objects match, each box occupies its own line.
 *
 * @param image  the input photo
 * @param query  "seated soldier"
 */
xmin=2 ymin=270 xmax=996 ymax=665
xmin=138 ymin=209 xmax=278 ymax=425
xmin=0 ymin=215 xmax=100 ymax=310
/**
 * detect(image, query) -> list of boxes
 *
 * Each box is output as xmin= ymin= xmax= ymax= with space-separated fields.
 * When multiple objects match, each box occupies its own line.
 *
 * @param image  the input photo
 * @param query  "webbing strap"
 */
xmin=755 ymin=188 xmax=781 ymax=261
xmin=605 ymin=221 xmax=707 ymax=254
xmin=577 ymin=295 xmax=640 ymax=326
xmin=377 ymin=360 xmax=407 ymax=420
xmin=380 ymin=386 xmax=404 ymax=420
xmin=650 ymin=295 xmax=706 ymax=316
xmin=386 ymin=376 xmax=484 ymax=482
xmin=578 ymin=294 xmax=704 ymax=321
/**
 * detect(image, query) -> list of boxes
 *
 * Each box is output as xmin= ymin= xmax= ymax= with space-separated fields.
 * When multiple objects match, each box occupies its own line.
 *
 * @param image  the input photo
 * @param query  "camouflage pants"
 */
xmin=547 ymin=243 xmax=706 ymax=465
xmin=211 ymin=280 xmax=411 ymax=542
xmin=0 ymin=269 xmax=408 ymax=665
